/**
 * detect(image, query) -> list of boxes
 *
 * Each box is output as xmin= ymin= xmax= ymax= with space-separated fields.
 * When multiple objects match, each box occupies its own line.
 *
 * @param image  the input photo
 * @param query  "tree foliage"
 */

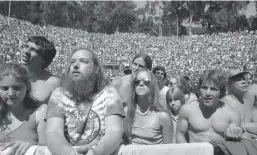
xmin=0 ymin=1 xmax=255 ymax=35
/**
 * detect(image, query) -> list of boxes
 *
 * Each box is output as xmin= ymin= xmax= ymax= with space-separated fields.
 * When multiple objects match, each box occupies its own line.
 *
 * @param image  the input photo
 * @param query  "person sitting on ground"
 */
xmin=152 ymin=65 xmax=170 ymax=106
xmin=0 ymin=63 xmax=47 ymax=154
xmin=123 ymin=70 xmax=173 ymax=145
xmin=46 ymin=47 xmax=125 ymax=155
xmin=176 ymin=69 xmax=243 ymax=143
xmin=19 ymin=36 xmax=61 ymax=104
xmin=166 ymin=86 xmax=185 ymax=143
xmin=222 ymin=69 xmax=257 ymax=139
xmin=110 ymin=53 xmax=152 ymax=115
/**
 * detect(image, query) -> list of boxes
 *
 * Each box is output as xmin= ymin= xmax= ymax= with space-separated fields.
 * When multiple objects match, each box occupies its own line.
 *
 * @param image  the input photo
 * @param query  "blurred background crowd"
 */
xmin=1 ymin=14 xmax=257 ymax=87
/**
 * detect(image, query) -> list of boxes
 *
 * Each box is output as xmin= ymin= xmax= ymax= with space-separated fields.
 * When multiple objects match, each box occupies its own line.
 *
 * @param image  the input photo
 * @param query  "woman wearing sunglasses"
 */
xmin=109 ymin=53 xmax=153 ymax=125
xmin=123 ymin=70 xmax=173 ymax=145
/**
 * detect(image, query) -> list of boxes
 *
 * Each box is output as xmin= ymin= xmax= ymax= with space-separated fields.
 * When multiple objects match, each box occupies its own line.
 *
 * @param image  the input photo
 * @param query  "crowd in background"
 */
xmin=1 ymin=15 xmax=257 ymax=85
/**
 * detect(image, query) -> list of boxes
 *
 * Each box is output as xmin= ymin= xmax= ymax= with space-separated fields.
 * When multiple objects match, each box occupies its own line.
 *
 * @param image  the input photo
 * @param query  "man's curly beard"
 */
xmin=61 ymin=73 xmax=96 ymax=102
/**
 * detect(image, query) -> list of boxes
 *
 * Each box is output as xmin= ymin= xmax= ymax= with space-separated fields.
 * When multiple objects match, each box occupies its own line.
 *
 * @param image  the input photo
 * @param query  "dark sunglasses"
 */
xmin=134 ymin=79 xmax=151 ymax=86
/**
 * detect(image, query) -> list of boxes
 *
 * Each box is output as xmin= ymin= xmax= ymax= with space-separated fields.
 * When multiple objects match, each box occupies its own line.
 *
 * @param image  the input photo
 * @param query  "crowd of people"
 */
xmin=1 ymin=15 xmax=257 ymax=85
xmin=0 ymin=15 xmax=257 ymax=155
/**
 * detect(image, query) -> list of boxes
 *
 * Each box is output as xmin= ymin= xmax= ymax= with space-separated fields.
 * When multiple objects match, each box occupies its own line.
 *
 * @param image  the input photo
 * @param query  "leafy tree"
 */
xmin=93 ymin=1 xmax=137 ymax=34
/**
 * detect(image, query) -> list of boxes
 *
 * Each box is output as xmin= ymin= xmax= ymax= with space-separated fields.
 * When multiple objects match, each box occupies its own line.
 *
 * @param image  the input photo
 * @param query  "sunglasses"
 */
xmin=134 ymin=79 xmax=151 ymax=86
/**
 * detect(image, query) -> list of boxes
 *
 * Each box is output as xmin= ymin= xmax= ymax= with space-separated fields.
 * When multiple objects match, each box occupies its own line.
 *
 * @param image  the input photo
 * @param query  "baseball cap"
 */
xmin=227 ymin=69 xmax=249 ymax=79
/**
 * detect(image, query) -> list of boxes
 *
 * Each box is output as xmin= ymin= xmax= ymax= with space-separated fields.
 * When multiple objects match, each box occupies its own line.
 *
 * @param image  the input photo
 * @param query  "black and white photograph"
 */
xmin=0 ymin=1 xmax=257 ymax=155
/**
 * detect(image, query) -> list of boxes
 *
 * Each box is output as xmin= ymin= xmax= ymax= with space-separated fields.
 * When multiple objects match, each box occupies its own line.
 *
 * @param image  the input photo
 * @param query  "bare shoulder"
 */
xmin=179 ymin=100 xmax=199 ymax=117
xmin=159 ymin=111 xmax=171 ymax=121
xmin=47 ymin=74 xmax=61 ymax=84
xmin=110 ymin=75 xmax=130 ymax=85
xmin=35 ymin=104 xmax=48 ymax=122
xmin=247 ymin=84 xmax=257 ymax=94
xmin=46 ymin=74 xmax=61 ymax=89
xmin=220 ymin=95 xmax=233 ymax=104
xmin=222 ymin=102 xmax=240 ymax=116
xmin=109 ymin=75 xmax=131 ymax=89
xmin=36 ymin=104 xmax=48 ymax=113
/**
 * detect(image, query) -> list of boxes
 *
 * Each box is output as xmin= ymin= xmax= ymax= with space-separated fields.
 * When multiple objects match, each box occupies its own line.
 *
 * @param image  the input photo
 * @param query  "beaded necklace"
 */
xmin=136 ymin=104 xmax=151 ymax=116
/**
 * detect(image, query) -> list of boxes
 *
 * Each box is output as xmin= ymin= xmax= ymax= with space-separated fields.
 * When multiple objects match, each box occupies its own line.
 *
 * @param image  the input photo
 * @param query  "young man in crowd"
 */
xmin=46 ymin=47 xmax=125 ymax=155
xmin=177 ymin=70 xmax=243 ymax=143
xmin=19 ymin=36 xmax=61 ymax=103
xmin=152 ymin=65 xmax=169 ymax=106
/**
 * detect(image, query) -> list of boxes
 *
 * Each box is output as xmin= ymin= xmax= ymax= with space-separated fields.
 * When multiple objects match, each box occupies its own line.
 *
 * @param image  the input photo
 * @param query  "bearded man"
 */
xmin=45 ymin=48 xmax=125 ymax=155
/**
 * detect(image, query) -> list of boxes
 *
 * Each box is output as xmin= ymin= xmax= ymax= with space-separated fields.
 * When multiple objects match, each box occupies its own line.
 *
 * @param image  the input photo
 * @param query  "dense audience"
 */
xmin=1 ymin=14 xmax=257 ymax=155
xmin=1 ymin=15 xmax=257 ymax=85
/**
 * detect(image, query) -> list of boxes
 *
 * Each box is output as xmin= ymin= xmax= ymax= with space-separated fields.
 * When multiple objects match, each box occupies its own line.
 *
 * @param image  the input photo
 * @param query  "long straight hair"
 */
xmin=123 ymin=70 xmax=169 ymax=144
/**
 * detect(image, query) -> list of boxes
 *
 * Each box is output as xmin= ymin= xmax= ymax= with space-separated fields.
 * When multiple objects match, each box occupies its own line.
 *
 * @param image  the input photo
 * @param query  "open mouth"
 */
xmin=21 ymin=55 xmax=30 ymax=62
xmin=204 ymin=98 xmax=213 ymax=102
xmin=8 ymin=98 xmax=18 ymax=101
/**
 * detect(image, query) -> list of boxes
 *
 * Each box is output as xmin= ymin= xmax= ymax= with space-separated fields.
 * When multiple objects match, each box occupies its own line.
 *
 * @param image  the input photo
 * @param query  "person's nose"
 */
xmin=171 ymin=101 xmax=175 ymax=106
xmin=134 ymin=65 xmax=139 ymax=70
xmin=139 ymin=81 xmax=144 ymax=86
xmin=8 ymin=89 xmax=15 ymax=96
xmin=205 ymin=89 xmax=211 ymax=96
xmin=23 ymin=48 xmax=31 ymax=56
xmin=73 ymin=61 xmax=80 ymax=69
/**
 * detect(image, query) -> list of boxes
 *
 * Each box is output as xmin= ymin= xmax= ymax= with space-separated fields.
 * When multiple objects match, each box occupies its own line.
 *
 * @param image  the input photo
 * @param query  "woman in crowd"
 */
xmin=0 ymin=63 xmax=47 ymax=155
xmin=123 ymin=70 xmax=173 ymax=145
xmin=166 ymin=87 xmax=185 ymax=143
xmin=110 ymin=53 xmax=153 ymax=115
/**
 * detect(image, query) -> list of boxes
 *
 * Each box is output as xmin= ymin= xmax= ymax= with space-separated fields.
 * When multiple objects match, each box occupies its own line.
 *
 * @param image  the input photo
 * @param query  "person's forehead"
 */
xmin=201 ymin=79 xmax=218 ymax=87
xmin=155 ymin=69 xmax=164 ymax=73
xmin=137 ymin=71 xmax=150 ymax=79
xmin=133 ymin=57 xmax=146 ymax=65
xmin=27 ymin=41 xmax=41 ymax=50
xmin=0 ymin=74 xmax=24 ymax=85
xmin=71 ymin=49 xmax=93 ymax=60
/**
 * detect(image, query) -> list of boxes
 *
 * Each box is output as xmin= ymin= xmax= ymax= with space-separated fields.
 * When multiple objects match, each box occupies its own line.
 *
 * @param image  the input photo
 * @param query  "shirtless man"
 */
xmin=243 ymin=84 xmax=257 ymax=139
xmin=152 ymin=65 xmax=169 ymax=106
xmin=177 ymin=70 xmax=243 ymax=143
xmin=19 ymin=36 xmax=61 ymax=103
xmin=110 ymin=53 xmax=152 ymax=115
xmin=221 ymin=69 xmax=257 ymax=139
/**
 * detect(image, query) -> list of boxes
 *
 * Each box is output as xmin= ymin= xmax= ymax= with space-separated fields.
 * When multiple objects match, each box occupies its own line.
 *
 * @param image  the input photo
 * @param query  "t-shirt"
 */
xmin=47 ymin=86 xmax=125 ymax=146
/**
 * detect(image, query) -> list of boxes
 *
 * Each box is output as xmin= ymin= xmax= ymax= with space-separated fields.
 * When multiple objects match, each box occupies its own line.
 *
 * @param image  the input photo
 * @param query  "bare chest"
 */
xmin=188 ymin=112 xmax=229 ymax=135
xmin=31 ymin=80 xmax=54 ymax=103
